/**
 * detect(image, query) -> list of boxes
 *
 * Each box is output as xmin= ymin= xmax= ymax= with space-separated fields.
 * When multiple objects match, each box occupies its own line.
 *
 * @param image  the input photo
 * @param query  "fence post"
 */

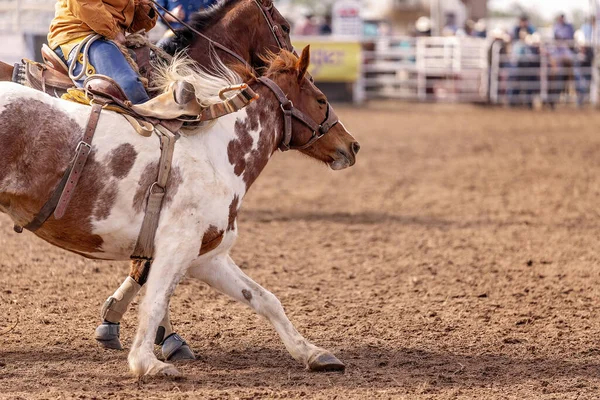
xmin=416 ymin=38 xmax=427 ymax=101
xmin=540 ymin=44 xmax=549 ymax=104
xmin=490 ymin=41 xmax=501 ymax=104
xmin=592 ymin=46 xmax=600 ymax=107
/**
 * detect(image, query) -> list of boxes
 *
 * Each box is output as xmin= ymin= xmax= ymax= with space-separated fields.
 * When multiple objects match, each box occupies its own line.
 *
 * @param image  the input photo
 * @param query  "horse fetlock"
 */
xmin=101 ymin=276 xmax=141 ymax=323
xmin=94 ymin=321 xmax=122 ymax=350
xmin=161 ymin=333 xmax=195 ymax=361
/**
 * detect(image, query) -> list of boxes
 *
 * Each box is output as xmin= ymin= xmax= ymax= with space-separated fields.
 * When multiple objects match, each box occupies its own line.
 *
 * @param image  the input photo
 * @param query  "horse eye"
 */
xmin=317 ymin=99 xmax=327 ymax=105
xmin=281 ymin=24 xmax=291 ymax=34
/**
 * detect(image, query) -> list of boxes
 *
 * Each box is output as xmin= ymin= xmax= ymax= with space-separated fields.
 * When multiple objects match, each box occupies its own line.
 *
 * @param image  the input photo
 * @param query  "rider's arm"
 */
xmin=129 ymin=0 xmax=158 ymax=33
xmin=67 ymin=0 xmax=121 ymax=40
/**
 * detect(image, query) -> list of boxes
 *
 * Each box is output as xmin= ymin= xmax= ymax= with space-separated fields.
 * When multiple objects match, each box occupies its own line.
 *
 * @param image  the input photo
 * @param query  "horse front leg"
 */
xmin=128 ymin=246 xmax=197 ymax=377
xmin=189 ymin=254 xmax=345 ymax=372
xmin=95 ymin=260 xmax=194 ymax=360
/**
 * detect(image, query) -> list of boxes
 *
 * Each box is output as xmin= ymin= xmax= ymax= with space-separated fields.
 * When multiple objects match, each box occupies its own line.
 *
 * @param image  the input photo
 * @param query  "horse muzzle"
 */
xmin=329 ymin=141 xmax=360 ymax=170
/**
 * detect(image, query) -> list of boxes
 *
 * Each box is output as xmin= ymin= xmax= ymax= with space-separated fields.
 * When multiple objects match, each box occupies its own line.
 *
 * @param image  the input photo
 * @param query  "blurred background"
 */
xmin=0 ymin=0 xmax=597 ymax=107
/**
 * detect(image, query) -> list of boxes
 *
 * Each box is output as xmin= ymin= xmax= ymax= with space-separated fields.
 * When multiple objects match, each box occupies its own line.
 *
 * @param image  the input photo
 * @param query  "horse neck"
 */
xmin=198 ymin=83 xmax=284 ymax=194
xmin=186 ymin=18 xmax=252 ymax=69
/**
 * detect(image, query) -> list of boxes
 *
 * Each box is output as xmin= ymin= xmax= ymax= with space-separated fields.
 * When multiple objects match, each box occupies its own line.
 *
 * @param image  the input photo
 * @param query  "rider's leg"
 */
xmin=67 ymin=39 xmax=149 ymax=104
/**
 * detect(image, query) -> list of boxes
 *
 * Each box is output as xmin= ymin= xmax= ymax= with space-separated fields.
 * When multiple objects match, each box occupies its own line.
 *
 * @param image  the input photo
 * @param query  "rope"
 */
xmin=68 ymin=34 xmax=102 ymax=81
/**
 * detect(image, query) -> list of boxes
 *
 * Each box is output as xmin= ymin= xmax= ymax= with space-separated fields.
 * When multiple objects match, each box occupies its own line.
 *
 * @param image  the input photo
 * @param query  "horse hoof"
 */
xmin=162 ymin=333 xmax=195 ymax=361
xmin=307 ymin=351 xmax=345 ymax=372
xmin=94 ymin=321 xmax=122 ymax=350
xmin=148 ymin=361 xmax=181 ymax=377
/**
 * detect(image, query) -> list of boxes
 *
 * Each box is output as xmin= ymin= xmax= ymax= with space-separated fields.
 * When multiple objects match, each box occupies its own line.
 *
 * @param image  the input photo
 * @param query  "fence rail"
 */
xmin=362 ymin=36 xmax=489 ymax=103
xmin=489 ymin=40 xmax=595 ymax=107
xmin=361 ymin=36 xmax=598 ymax=106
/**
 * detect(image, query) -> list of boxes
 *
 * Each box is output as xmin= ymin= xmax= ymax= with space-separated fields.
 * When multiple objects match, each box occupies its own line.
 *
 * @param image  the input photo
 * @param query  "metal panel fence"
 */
xmin=362 ymin=36 xmax=489 ymax=103
xmin=361 ymin=36 xmax=598 ymax=107
xmin=489 ymin=40 xmax=596 ymax=107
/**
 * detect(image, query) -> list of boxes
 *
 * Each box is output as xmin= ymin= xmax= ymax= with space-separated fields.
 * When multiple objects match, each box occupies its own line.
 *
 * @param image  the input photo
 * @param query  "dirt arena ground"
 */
xmin=2 ymin=103 xmax=600 ymax=399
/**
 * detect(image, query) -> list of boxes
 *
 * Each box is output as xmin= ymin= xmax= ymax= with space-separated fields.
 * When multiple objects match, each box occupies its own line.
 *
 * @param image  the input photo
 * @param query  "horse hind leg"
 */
xmin=189 ymin=254 xmax=345 ymax=372
xmin=95 ymin=259 xmax=194 ymax=360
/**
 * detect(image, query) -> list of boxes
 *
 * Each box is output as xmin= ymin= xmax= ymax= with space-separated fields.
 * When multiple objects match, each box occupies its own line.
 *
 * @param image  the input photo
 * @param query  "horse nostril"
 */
xmin=351 ymin=142 xmax=361 ymax=155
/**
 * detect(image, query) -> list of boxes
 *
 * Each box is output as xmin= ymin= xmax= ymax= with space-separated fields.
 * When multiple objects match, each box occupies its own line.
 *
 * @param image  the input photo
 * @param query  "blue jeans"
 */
xmin=55 ymin=39 xmax=149 ymax=104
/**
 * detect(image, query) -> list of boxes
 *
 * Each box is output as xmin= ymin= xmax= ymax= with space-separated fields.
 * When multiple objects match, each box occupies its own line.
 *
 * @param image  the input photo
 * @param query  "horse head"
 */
xmin=261 ymin=47 xmax=360 ymax=170
xmin=163 ymin=0 xmax=292 ymax=71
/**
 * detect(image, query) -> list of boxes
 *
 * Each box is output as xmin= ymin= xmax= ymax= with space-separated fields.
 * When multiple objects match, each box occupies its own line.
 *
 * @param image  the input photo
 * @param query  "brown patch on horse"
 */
xmin=108 ymin=143 xmax=137 ymax=179
xmin=199 ymin=225 xmax=224 ymax=256
xmin=242 ymin=289 xmax=252 ymax=301
xmin=227 ymin=100 xmax=279 ymax=189
xmin=133 ymin=162 xmax=183 ymax=213
xmin=227 ymin=114 xmax=257 ymax=176
xmin=129 ymin=259 xmax=152 ymax=285
xmin=242 ymin=108 xmax=278 ymax=189
xmin=94 ymin=184 xmax=118 ymax=221
xmin=0 ymin=99 xmax=107 ymax=254
xmin=228 ymin=195 xmax=239 ymax=231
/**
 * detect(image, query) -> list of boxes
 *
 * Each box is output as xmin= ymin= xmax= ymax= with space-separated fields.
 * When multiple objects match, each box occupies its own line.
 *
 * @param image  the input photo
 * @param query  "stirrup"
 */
xmin=84 ymin=75 xmax=130 ymax=104
xmin=131 ymin=81 xmax=203 ymax=120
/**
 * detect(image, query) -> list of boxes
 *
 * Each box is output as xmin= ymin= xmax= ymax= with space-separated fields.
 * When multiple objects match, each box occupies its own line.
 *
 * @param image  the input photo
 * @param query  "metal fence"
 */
xmin=361 ymin=36 xmax=598 ymax=107
xmin=489 ymin=40 xmax=597 ymax=107
xmin=362 ymin=36 xmax=489 ymax=103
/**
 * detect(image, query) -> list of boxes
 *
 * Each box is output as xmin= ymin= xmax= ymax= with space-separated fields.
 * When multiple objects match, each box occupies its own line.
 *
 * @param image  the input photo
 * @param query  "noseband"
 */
xmin=258 ymin=77 xmax=339 ymax=152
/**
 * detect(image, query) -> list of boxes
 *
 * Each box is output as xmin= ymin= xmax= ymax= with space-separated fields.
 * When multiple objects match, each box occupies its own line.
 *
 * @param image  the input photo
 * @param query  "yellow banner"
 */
xmin=293 ymin=40 xmax=361 ymax=83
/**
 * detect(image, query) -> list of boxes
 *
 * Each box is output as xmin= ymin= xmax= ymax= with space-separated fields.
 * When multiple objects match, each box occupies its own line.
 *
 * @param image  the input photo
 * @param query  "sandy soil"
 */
xmin=2 ymin=103 xmax=600 ymax=399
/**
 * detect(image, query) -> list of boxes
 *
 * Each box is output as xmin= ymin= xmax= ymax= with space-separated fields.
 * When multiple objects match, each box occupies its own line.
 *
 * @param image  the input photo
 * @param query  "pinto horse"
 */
xmin=0 ymin=47 xmax=360 ymax=377
xmin=94 ymin=0 xmax=296 ymax=359
xmin=0 ymin=0 xmax=294 ymax=358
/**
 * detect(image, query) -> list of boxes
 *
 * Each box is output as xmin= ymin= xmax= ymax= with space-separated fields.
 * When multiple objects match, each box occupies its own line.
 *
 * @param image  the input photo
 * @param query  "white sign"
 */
xmin=332 ymin=0 xmax=363 ymax=37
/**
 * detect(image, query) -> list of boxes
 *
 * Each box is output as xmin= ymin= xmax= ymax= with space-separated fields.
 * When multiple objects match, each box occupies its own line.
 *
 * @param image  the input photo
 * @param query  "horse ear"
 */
xmin=297 ymin=45 xmax=310 ymax=83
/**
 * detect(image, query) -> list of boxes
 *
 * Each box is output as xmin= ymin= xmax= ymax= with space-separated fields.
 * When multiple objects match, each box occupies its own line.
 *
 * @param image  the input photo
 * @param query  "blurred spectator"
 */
xmin=294 ymin=13 xmax=319 ymax=36
xmin=320 ymin=14 xmax=333 ymax=35
xmin=462 ymin=19 xmax=476 ymax=37
xmin=513 ymin=15 xmax=535 ymax=42
xmin=157 ymin=0 xmax=217 ymax=29
xmin=508 ymin=31 xmax=541 ymax=108
xmin=415 ymin=16 xmax=432 ymax=37
xmin=474 ymin=20 xmax=487 ymax=38
xmin=443 ymin=13 xmax=458 ymax=36
xmin=554 ymin=14 xmax=575 ymax=41
xmin=580 ymin=17 xmax=595 ymax=44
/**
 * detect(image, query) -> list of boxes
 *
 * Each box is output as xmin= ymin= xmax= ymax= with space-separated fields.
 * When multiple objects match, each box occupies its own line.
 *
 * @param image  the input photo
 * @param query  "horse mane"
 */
xmin=161 ymin=0 xmax=243 ymax=55
xmin=151 ymin=52 xmax=243 ymax=109
xmin=262 ymin=50 xmax=300 ymax=77
xmin=151 ymin=49 xmax=298 ymax=111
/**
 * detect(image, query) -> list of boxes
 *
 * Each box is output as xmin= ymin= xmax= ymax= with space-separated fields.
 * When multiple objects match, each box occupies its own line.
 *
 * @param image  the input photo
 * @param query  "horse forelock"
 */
xmin=262 ymin=50 xmax=300 ymax=77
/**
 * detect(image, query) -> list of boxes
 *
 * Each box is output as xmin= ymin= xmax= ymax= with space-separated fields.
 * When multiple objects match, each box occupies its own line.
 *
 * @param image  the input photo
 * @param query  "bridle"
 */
xmin=258 ymin=77 xmax=339 ymax=152
xmin=151 ymin=0 xmax=337 ymax=151
xmin=251 ymin=0 xmax=293 ymax=53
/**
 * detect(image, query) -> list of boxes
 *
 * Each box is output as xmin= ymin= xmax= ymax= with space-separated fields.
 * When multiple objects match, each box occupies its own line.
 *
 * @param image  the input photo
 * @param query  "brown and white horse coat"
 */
xmin=0 ymin=49 xmax=359 ymax=376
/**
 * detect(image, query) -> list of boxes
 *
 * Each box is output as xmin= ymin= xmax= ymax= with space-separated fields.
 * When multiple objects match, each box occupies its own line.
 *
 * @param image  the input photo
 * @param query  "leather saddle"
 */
xmin=16 ymin=42 xmax=152 ymax=100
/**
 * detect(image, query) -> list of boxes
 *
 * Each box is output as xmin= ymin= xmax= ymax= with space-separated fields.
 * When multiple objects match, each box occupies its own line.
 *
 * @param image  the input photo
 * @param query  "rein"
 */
xmin=257 ymin=77 xmax=339 ymax=152
xmin=150 ymin=0 xmax=334 ymax=151
xmin=150 ymin=0 xmax=250 ymax=68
